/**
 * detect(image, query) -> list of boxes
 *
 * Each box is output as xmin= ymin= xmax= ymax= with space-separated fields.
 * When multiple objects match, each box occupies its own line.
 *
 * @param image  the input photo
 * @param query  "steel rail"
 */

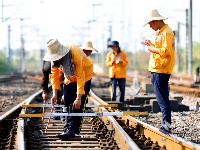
xmin=0 ymin=89 xmax=42 ymax=121
xmin=126 ymin=116 xmax=200 ymax=150
xmin=13 ymin=72 xmax=200 ymax=150
xmin=89 ymin=88 xmax=200 ymax=150
xmin=89 ymin=89 xmax=141 ymax=150
xmin=0 ymin=75 xmax=22 ymax=82
xmin=17 ymin=89 xmax=43 ymax=150
xmin=17 ymin=86 xmax=140 ymax=149
xmin=95 ymin=73 xmax=200 ymax=92
xmin=170 ymin=84 xmax=200 ymax=93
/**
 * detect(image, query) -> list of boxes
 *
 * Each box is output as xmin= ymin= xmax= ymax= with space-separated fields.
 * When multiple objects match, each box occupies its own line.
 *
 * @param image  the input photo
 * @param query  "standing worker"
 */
xmin=105 ymin=41 xmax=128 ymax=105
xmin=43 ymin=39 xmax=97 ymax=139
xmin=143 ymin=9 xmax=175 ymax=134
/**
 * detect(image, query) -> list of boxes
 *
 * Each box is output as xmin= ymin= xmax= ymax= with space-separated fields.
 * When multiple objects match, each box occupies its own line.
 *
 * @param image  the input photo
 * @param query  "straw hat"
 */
xmin=43 ymin=39 xmax=70 ymax=61
xmin=143 ymin=9 xmax=168 ymax=27
xmin=80 ymin=41 xmax=98 ymax=52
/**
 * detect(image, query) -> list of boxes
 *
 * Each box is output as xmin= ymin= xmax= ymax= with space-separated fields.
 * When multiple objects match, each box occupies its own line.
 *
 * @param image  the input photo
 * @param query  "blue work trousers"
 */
xmin=56 ymin=84 xmax=64 ymax=103
xmin=54 ymin=84 xmax=64 ymax=114
xmin=151 ymin=72 xmax=171 ymax=124
xmin=110 ymin=78 xmax=126 ymax=103
xmin=63 ymin=79 xmax=91 ymax=134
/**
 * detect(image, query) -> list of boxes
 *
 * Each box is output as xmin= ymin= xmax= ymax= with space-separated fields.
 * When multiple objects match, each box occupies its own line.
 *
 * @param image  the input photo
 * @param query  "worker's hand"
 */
xmin=72 ymin=95 xmax=82 ymax=110
xmin=61 ymin=95 xmax=64 ymax=103
xmin=42 ymin=93 xmax=48 ymax=101
xmin=51 ymin=89 xmax=58 ymax=105
xmin=51 ymin=95 xmax=57 ymax=105
xmin=112 ymin=50 xmax=117 ymax=55
xmin=144 ymin=39 xmax=153 ymax=46
xmin=116 ymin=60 xmax=122 ymax=64
xmin=111 ymin=56 xmax=116 ymax=64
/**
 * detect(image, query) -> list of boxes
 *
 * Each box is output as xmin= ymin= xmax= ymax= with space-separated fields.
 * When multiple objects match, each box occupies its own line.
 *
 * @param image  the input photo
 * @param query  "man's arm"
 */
xmin=41 ymin=61 xmax=51 ymax=100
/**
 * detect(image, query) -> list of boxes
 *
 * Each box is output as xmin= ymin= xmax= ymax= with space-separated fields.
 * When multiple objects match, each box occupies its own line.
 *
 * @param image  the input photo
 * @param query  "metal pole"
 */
xmin=109 ymin=26 xmax=112 ymax=41
xmin=176 ymin=22 xmax=181 ymax=73
xmin=95 ymin=39 xmax=98 ymax=65
xmin=88 ymin=21 xmax=90 ymax=37
xmin=128 ymin=0 xmax=131 ymax=51
xmin=188 ymin=0 xmax=193 ymax=75
xmin=185 ymin=9 xmax=189 ymax=74
xmin=92 ymin=0 xmax=94 ymax=21
xmin=1 ymin=0 xmax=4 ymax=22
xmin=134 ymin=40 xmax=137 ymax=67
xmin=102 ymin=34 xmax=105 ymax=72
xmin=35 ymin=29 xmax=43 ymax=70
xmin=20 ymin=18 xmax=25 ymax=73
xmin=121 ymin=0 xmax=125 ymax=45
xmin=7 ymin=25 xmax=11 ymax=73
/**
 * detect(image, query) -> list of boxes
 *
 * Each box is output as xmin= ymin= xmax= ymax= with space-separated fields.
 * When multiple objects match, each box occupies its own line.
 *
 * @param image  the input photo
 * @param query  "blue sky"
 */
xmin=0 ymin=0 xmax=199 ymax=54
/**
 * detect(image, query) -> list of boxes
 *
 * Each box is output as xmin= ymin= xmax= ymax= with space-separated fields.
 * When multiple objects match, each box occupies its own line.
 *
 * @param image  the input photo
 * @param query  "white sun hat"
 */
xmin=80 ymin=41 xmax=98 ymax=52
xmin=43 ymin=39 xmax=70 ymax=61
xmin=143 ymin=9 xmax=168 ymax=27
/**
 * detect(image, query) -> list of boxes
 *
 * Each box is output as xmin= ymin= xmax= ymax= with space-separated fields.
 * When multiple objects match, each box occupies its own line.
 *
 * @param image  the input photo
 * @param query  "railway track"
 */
xmin=0 ymin=73 xmax=23 ymax=82
xmin=17 ymin=91 xmax=141 ymax=149
xmin=89 ymin=89 xmax=200 ymax=150
xmin=1 ymin=73 xmax=200 ymax=149
xmin=96 ymin=71 xmax=200 ymax=98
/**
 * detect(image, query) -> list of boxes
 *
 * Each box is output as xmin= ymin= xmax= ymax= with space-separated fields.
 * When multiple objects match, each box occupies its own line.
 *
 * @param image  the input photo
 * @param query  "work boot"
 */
xmin=56 ymin=131 xmax=75 ymax=139
xmin=159 ymin=121 xmax=172 ymax=134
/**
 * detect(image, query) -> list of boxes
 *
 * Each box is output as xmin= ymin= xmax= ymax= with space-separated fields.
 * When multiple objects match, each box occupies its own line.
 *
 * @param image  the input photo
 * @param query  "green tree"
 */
xmin=192 ymin=42 xmax=200 ymax=73
xmin=0 ymin=52 xmax=8 ymax=73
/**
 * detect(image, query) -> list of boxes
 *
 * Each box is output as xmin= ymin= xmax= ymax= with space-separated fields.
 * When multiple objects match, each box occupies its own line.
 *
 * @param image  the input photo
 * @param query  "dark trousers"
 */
xmin=63 ymin=79 xmax=91 ymax=134
xmin=151 ymin=72 xmax=171 ymax=124
xmin=56 ymin=84 xmax=64 ymax=104
xmin=110 ymin=78 xmax=126 ymax=102
xmin=53 ymin=84 xmax=64 ymax=118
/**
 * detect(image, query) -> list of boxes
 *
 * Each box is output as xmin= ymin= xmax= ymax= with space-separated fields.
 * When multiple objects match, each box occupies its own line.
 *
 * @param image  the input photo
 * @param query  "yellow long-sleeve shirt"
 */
xmin=149 ymin=24 xmax=175 ymax=74
xmin=105 ymin=50 xmax=128 ymax=78
xmin=51 ymin=45 xmax=93 ymax=95
xmin=64 ymin=54 xmax=93 ymax=86
xmin=49 ymin=68 xmax=64 ymax=86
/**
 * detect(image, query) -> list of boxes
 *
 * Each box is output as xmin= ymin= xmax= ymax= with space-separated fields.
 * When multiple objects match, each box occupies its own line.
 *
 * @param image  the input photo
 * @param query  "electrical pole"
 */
xmin=175 ymin=22 xmax=181 ymax=73
xmin=101 ymin=34 xmax=105 ymax=72
xmin=134 ymin=40 xmax=137 ymax=67
xmin=185 ymin=9 xmax=189 ymax=74
xmin=7 ymin=25 xmax=11 ymax=73
xmin=2 ymin=0 xmax=12 ymax=73
xmin=20 ymin=18 xmax=25 ymax=73
xmin=188 ymin=0 xmax=193 ymax=75
xmin=1 ymin=0 xmax=4 ymax=22
xmin=109 ymin=26 xmax=112 ymax=42
xmin=121 ymin=0 xmax=125 ymax=47
xmin=2 ymin=0 xmax=29 ymax=73
xmin=87 ymin=1 xmax=102 ymax=37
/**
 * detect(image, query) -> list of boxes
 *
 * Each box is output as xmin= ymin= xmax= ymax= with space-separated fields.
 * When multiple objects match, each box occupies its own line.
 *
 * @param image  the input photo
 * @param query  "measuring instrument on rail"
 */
xmin=20 ymin=103 xmax=148 ymax=118
xmin=21 ymin=103 xmax=118 ymax=108
xmin=19 ymin=111 xmax=148 ymax=118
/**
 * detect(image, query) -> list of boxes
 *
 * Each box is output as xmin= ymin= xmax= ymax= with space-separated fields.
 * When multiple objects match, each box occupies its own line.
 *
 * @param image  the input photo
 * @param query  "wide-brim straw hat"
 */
xmin=143 ymin=9 xmax=168 ymax=27
xmin=43 ymin=39 xmax=70 ymax=61
xmin=80 ymin=41 xmax=98 ymax=52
